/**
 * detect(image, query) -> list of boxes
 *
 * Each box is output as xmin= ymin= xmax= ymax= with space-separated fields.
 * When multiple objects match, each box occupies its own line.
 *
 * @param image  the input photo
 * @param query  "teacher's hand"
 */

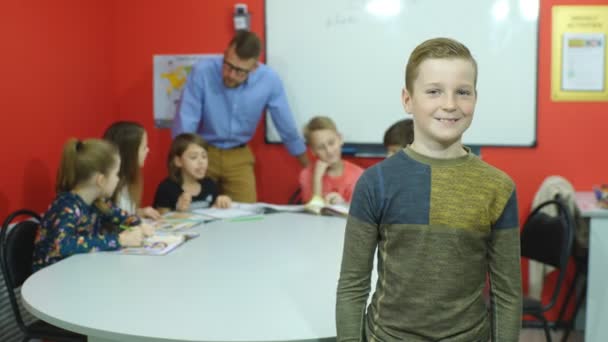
xmin=296 ymin=153 xmax=309 ymax=167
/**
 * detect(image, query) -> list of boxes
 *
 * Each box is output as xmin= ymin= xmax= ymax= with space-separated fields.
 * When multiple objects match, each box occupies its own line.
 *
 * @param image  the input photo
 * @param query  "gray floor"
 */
xmin=520 ymin=328 xmax=584 ymax=342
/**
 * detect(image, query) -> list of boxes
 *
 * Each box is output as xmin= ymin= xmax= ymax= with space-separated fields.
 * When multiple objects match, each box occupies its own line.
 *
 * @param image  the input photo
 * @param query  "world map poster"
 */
xmin=153 ymin=54 xmax=220 ymax=128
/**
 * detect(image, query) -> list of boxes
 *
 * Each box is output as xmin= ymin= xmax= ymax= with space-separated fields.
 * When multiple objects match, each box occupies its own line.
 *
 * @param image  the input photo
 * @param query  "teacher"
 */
xmin=172 ymin=31 xmax=308 ymax=202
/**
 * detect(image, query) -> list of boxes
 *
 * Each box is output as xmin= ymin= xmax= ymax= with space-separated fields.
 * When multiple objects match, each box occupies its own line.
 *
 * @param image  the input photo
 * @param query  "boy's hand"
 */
xmin=138 ymin=206 xmax=162 ymax=220
xmin=213 ymin=195 xmax=232 ymax=209
xmin=119 ymin=228 xmax=144 ymax=247
xmin=176 ymin=192 xmax=192 ymax=212
xmin=313 ymin=160 xmax=330 ymax=179
xmin=137 ymin=223 xmax=156 ymax=237
xmin=324 ymin=192 xmax=345 ymax=205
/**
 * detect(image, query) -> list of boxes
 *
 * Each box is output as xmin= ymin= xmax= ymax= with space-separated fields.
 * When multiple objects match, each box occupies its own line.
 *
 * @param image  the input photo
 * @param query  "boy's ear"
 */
xmin=174 ymin=156 xmax=183 ymax=168
xmin=401 ymin=87 xmax=412 ymax=113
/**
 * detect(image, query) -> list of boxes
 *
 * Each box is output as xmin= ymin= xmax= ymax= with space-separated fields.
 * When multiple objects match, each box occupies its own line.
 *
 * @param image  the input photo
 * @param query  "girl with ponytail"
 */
xmin=33 ymin=138 xmax=153 ymax=271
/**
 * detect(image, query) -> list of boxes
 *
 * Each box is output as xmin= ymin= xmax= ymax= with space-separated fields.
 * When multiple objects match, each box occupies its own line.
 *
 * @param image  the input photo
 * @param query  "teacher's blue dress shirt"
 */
xmin=172 ymin=56 xmax=306 ymax=156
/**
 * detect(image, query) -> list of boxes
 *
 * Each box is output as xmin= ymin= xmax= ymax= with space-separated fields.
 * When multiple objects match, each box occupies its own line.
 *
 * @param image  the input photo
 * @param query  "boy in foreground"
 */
xmin=336 ymin=37 xmax=522 ymax=342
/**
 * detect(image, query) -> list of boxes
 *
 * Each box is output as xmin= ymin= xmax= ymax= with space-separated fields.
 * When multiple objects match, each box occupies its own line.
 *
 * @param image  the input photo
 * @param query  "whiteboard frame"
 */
xmin=264 ymin=0 xmax=540 ymax=148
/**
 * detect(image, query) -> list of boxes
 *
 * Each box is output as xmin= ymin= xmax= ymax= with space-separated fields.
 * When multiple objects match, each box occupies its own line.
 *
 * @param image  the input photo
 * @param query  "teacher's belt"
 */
xmin=202 ymin=142 xmax=247 ymax=150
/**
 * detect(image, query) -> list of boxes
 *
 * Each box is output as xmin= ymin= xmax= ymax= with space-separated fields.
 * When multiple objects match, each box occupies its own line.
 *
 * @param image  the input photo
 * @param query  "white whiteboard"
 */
xmin=265 ymin=0 xmax=539 ymax=146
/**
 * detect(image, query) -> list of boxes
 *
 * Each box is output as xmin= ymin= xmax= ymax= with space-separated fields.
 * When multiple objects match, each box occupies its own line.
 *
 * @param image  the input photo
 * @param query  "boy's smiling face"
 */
xmin=402 ymin=58 xmax=477 ymax=151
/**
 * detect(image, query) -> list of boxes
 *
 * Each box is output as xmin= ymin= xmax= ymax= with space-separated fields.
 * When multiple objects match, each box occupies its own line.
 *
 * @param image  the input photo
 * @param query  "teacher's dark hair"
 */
xmin=229 ymin=31 xmax=262 ymax=60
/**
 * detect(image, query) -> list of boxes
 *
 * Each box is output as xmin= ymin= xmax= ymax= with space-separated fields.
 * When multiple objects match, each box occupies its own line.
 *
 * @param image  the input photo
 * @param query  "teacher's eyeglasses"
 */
xmin=223 ymin=60 xmax=253 ymax=77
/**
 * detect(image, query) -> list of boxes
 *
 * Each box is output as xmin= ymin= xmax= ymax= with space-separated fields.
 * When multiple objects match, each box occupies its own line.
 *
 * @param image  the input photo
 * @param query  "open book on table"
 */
xmin=303 ymin=202 xmax=350 ymax=217
xmin=224 ymin=201 xmax=347 ymax=217
xmin=190 ymin=203 xmax=305 ymax=219
xmin=120 ymin=231 xmax=199 ymax=256
xmin=231 ymin=202 xmax=306 ymax=214
xmin=192 ymin=207 xmax=263 ymax=220
xmin=189 ymin=201 xmax=345 ymax=220
xmin=146 ymin=212 xmax=208 ymax=232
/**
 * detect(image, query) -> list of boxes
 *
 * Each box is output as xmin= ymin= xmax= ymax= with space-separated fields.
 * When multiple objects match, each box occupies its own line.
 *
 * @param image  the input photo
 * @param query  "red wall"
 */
xmin=0 ymin=0 xmax=116 ymax=220
xmin=1 ymin=0 xmax=606 ymax=307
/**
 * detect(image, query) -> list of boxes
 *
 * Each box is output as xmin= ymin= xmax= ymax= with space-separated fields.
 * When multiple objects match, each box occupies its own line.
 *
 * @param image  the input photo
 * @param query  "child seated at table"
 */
xmin=299 ymin=116 xmax=364 ymax=205
xmin=103 ymin=121 xmax=161 ymax=220
xmin=383 ymin=118 xmax=414 ymax=157
xmin=154 ymin=133 xmax=232 ymax=213
xmin=33 ymin=138 xmax=153 ymax=271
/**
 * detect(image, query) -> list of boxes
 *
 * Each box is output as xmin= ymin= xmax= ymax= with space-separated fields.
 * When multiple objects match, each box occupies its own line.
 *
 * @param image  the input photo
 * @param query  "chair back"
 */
xmin=521 ymin=198 xmax=574 ymax=311
xmin=0 ymin=209 xmax=41 ymax=332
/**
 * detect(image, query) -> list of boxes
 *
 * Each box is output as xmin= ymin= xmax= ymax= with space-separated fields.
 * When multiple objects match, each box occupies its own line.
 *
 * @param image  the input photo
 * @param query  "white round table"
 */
xmin=22 ymin=213 xmax=346 ymax=342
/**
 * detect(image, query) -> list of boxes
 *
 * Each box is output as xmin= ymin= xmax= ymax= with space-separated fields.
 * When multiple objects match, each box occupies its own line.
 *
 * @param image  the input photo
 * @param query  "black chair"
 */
xmin=521 ymin=199 xmax=574 ymax=342
xmin=0 ymin=209 xmax=86 ymax=342
xmin=556 ymin=251 xmax=587 ymax=342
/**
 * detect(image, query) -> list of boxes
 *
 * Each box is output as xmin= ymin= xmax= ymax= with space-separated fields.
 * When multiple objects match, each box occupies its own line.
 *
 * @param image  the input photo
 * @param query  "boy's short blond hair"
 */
xmin=302 ymin=116 xmax=338 ymax=145
xmin=405 ymin=37 xmax=478 ymax=94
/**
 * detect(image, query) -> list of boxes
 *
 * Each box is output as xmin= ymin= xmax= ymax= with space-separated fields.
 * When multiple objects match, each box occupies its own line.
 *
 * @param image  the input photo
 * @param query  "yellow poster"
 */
xmin=552 ymin=6 xmax=608 ymax=101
